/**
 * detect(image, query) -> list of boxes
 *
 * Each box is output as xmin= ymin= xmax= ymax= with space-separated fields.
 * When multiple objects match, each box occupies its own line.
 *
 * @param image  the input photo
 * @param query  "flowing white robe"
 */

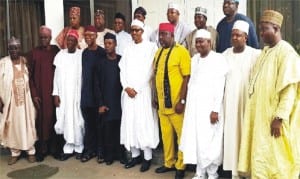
xmin=116 ymin=30 xmax=132 ymax=56
xmin=222 ymin=46 xmax=261 ymax=176
xmin=180 ymin=51 xmax=228 ymax=167
xmin=52 ymin=49 xmax=84 ymax=147
xmin=119 ymin=40 xmax=159 ymax=151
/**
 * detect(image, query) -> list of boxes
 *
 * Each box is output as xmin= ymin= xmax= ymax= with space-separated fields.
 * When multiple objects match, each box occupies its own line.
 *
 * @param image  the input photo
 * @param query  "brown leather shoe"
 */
xmin=8 ymin=156 xmax=19 ymax=165
xmin=28 ymin=155 xmax=36 ymax=163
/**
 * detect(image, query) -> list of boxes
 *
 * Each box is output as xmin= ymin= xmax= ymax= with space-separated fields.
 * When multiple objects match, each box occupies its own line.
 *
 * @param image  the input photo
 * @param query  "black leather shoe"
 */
xmin=59 ymin=153 xmax=73 ymax=161
xmin=155 ymin=166 xmax=176 ymax=173
xmin=75 ymin=152 xmax=82 ymax=160
xmin=140 ymin=159 xmax=151 ymax=172
xmin=97 ymin=151 xmax=105 ymax=164
xmin=124 ymin=156 xmax=142 ymax=169
xmin=35 ymin=153 xmax=45 ymax=162
xmin=175 ymin=169 xmax=185 ymax=179
xmin=105 ymin=160 xmax=113 ymax=165
xmin=81 ymin=152 xmax=96 ymax=162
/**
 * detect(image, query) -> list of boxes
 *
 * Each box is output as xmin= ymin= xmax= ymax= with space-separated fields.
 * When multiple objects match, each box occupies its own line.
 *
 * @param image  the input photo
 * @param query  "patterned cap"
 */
xmin=195 ymin=7 xmax=207 ymax=18
xmin=69 ymin=6 xmax=80 ymax=17
xmin=8 ymin=36 xmax=21 ymax=46
xmin=260 ymin=10 xmax=283 ymax=27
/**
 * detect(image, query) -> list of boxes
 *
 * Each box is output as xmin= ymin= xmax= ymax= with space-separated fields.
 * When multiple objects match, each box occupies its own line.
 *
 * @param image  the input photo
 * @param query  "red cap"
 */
xmin=67 ymin=29 xmax=79 ymax=40
xmin=84 ymin=25 xmax=97 ymax=33
xmin=159 ymin=23 xmax=174 ymax=33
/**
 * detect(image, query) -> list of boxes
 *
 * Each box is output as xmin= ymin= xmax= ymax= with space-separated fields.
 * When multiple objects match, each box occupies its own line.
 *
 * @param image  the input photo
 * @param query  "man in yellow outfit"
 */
xmin=238 ymin=10 xmax=300 ymax=179
xmin=153 ymin=23 xmax=190 ymax=179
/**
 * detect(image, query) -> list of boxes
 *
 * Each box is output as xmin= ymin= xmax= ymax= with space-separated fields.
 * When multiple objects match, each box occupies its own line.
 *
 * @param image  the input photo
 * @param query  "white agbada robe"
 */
xmin=119 ymin=40 xmax=159 ymax=151
xmin=180 ymin=51 xmax=228 ymax=167
xmin=52 ymin=49 xmax=84 ymax=153
xmin=116 ymin=30 xmax=132 ymax=56
xmin=222 ymin=46 xmax=261 ymax=176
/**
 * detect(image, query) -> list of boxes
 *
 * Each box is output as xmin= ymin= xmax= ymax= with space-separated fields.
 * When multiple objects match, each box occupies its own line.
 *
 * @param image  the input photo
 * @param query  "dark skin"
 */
xmin=259 ymin=21 xmax=283 ymax=138
xmin=53 ymin=35 xmax=78 ymax=107
xmin=231 ymin=29 xmax=247 ymax=53
xmin=84 ymin=31 xmax=98 ymax=50
xmin=134 ymin=13 xmax=145 ymax=23
xmin=167 ymin=9 xmax=179 ymax=25
xmin=69 ymin=15 xmax=80 ymax=29
xmin=94 ymin=15 xmax=105 ymax=32
xmin=98 ymin=38 xmax=117 ymax=114
xmin=114 ymin=18 xmax=125 ymax=33
xmin=223 ymin=0 xmax=238 ymax=22
xmin=194 ymin=14 xmax=207 ymax=29
xmin=158 ymin=30 xmax=190 ymax=114
xmin=0 ymin=44 xmax=22 ymax=112
xmin=195 ymin=38 xmax=218 ymax=124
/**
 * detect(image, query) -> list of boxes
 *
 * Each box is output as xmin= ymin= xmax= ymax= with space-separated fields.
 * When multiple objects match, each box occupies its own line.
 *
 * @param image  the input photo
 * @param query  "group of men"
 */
xmin=0 ymin=0 xmax=300 ymax=179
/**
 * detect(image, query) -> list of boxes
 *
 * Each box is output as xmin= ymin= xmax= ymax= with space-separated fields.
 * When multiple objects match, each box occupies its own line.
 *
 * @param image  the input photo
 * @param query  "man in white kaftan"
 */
xmin=114 ymin=12 xmax=132 ymax=56
xmin=180 ymin=29 xmax=228 ymax=179
xmin=222 ymin=20 xmax=261 ymax=178
xmin=119 ymin=19 xmax=159 ymax=172
xmin=52 ymin=30 xmax=84 ymax=160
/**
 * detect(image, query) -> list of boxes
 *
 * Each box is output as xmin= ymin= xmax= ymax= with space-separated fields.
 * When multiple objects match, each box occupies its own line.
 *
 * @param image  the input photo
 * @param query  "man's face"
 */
xmin=159 ymin=31 xmax=173 ymax=48
xmin=130 ymin=25 xmax=143 ymax=43
xmin=134 ymin=13 xmax=145 ymax=22
xmin=84 ymin=31 xmax=97 ymax=46
xmin=8 ymin=44 xmax=21 ymax=60
xmin=223 ymin=0 xmax=238 ymax=16
xmin=259 ymin=22 xmax=276 ymax=45
xmin=167 ymin=9 xmax=179 ymax=24
xmin=195 ymin=38 xmax=210 ymax=55
xmin=69 ymin=15 xmax=80 ymax=28
xmin=94 ymin=15 xmax=105 ymax=29
xmin=104 ymin=39 xmax=116 ymax=54
xmin=66 ymin=35 xmax=78 ymax=51
xmin=114 ymin=18 xmax=125 ymax=33
xmin=231 ymin=29 xmax=247 ymax=49
xmin=194 ymin=14 xmax=206 ymax=29
xmin=39 ymin=32 xmax=51 ymax=48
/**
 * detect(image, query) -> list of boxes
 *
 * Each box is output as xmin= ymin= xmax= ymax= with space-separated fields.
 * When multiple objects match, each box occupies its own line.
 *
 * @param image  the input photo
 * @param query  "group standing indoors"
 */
xmin=153 ymin=23 xmax=191 ymax=179
xmin=52 ymin=30 xmax=84 ymax=161
xmin=0 ymin=37 xmax=37 ymax=165
xmin=80 ymin=25 xmax=106 ymax=163
xmin=238 ymin=10 xmax=300 ymax=179
xmin=180 ymin=29 xmax=228 ymax=179
xmin=222 ymin=20 xmax=261 ymax=178
xmin=96 ymin=32 xmax=124 ymax=165
xmin=119 ymin=19 xmax=159 ymax=172
xmin=27 ymin=26 xmax=61 ymax=162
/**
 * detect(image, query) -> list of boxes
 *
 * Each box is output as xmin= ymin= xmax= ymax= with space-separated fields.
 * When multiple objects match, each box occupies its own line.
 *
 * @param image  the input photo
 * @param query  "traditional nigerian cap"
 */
xmin=67 ymin=29 xmax=79 ymax=40
xmin=195 ymin=7 xmax=207 ymax=18
xmin=195 ymin=29 xmax=211 ymax=39
xmin=39 ymin=25 xmax=52 ymax=36
xmin=114 ymin=12 xmax=126 ymax=21
xmin=69 ymin=6 xmax=80 ymax=17
xmin=104 ymin=32 xmax=116 ymax=41
xmin=159 ymin=23 xmax=175 ymax=33
xmin=84 ymin=25 xmax=97 ymax=33
xmin=134 ymin=6 xmax=147 ymax=17
xmin=260 ymin=10 xmax=283 ymax=27
xmin=168 ymin=2 xmax=180 ymax=13
xmin=95 ymin=9 xmax=105 ymax=17
xmin=131 ymin=19 xmax=144 ymax=30
xmin=224 ymin=0 xmax=239 ymax=3
xmin=8 ymin=36 xmax=21 ymax=46
xmin=232 ymin=20 xmax=249 ymax=35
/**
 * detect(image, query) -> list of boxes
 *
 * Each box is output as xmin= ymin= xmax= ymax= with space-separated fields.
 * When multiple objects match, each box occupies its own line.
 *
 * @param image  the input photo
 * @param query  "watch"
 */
xmin=180 ymin=99 xmax=186 ymax=104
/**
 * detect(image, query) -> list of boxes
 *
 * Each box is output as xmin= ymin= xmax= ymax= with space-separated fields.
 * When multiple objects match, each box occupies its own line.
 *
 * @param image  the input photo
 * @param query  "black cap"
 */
xmin=114 ymin=12 xmax=126 ymax=22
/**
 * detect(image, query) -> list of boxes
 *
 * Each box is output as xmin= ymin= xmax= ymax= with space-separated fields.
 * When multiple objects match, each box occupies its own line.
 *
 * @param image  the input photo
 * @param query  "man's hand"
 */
xmin=175 ymin=102 xmax=185 ymax=114
xmin=271 ymin=117 xmax=282 ymax=138
xmin=210 ymin=111 xmax=219 ymax=124
xmin=0 ymin=98 xmax=3 ymax=113
xmin=33 ymin=97 xmax=41 ymax=109
xmin=99 ymin=106 xmax=109 ymax=114
xmin=53 ymin=96 xmax=60 ymax=107
xmin=125 ymin=87 xmax=137 ymax=98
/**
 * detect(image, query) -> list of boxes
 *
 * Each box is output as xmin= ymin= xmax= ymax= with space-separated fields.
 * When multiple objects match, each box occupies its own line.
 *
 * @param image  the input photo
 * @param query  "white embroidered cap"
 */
xmin=195 ymin=29 xmax=211 ymax=39
xmin=232 ymin=20 xmax=249 ymax=35
xmin=168 ymin=2 xmax=180 ymax=13
xmin=131 ymin=19 xmax=144 ymax=30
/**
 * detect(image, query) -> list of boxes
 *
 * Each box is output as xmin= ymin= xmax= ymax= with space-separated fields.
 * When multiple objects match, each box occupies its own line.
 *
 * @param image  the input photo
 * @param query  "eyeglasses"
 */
xmin=130 ymin=28 xmax=142 ymax=32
